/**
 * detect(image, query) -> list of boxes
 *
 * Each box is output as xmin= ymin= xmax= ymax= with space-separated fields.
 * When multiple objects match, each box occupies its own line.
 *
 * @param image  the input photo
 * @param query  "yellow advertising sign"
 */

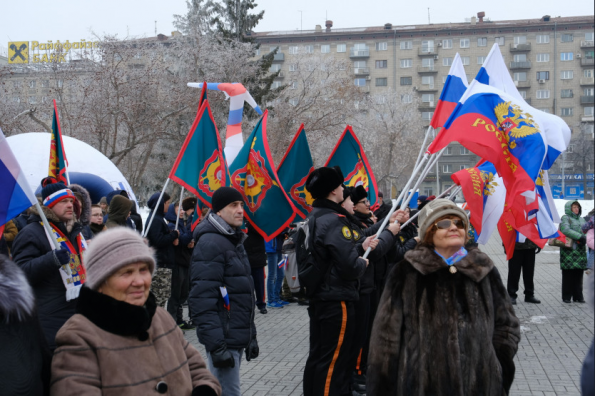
xmin=8 ymin=42 xmax=29 ymax=64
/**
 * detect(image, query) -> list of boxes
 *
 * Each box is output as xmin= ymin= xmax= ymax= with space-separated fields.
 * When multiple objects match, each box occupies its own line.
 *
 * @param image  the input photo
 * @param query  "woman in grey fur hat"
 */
xmin=367 ymin=199 xmax=520 ymax=396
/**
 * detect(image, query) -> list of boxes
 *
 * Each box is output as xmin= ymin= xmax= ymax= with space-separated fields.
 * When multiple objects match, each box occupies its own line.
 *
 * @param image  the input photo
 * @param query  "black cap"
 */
xmin=212 ymin=187 xmax=244 ymax=213
xmin=305 ymin=166 xmax=344 ymax=199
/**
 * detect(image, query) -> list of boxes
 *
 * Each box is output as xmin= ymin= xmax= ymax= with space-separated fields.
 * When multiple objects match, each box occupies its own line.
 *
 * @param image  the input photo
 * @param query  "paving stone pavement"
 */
xmin=183 ymin=234 xmax=593 ymax=395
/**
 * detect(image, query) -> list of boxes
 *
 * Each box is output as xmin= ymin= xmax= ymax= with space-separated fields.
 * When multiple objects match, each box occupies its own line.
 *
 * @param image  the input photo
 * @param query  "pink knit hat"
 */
xmin=84 ymin=227 xmax=155 ymax=290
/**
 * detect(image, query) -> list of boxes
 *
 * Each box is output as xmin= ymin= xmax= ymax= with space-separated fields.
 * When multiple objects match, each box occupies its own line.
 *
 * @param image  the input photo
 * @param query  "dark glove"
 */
xmin=535 ymin=248 xmax=541 ymax=254
xmin=52 ymin=249 xmax=70 ymax=267
xmin=210 ymin=346 xmax=235 ymax=368
xmin=579 ymin=236 xmax=587 ymax=245
xmin=245 ymin=338 xmax=259 ymax=361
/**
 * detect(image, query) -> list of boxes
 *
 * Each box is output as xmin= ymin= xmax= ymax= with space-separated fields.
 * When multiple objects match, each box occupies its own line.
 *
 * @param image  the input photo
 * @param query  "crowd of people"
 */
xmin=0 ymin=170 xmax=593 ymax=396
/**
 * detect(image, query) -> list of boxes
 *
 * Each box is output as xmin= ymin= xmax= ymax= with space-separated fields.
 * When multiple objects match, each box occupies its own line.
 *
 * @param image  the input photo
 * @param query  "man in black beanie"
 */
xmin=189 ymin=187 xmax=259 ymax=396
xmin=302 ymin=166 xmax=369 ymax=396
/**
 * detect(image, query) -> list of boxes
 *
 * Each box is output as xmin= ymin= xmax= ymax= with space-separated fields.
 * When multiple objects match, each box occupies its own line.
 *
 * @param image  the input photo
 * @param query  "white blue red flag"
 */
xmin=430 ymin=53 xmax=468 ymax=129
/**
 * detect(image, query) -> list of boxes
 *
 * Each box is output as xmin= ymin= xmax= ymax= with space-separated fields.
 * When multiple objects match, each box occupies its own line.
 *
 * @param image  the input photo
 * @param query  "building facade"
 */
xmin=253 ymin=13 xmax=594 ymax=198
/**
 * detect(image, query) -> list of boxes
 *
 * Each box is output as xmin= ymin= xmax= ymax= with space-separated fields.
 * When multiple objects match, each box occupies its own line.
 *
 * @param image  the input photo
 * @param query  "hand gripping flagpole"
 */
xmin=142 ymin=178 xmax=171 ymax=238
xmin=34 ymin=201 xmax=72 ymax=276
xmin=175 ymin=187 xmax=184 ymax=231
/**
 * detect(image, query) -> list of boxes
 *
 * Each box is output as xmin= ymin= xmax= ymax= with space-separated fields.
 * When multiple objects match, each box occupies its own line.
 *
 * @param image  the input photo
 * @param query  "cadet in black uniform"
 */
xmin=302 ymin=167 xmax=369 ymax=396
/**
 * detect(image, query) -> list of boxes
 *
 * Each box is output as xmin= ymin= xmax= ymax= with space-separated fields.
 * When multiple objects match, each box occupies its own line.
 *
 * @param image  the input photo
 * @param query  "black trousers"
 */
xmin=349 ymin=293 xmax=371 ymax=380
xmin=507 ymin=249 xmax=536 ymax=298
xmin=562 ymin=269 xmax=584 ymax=301
xmin=251 ymin=267 xmax=266 ymax=310
xmin=167 ymin=265 xmax=189 ymax=323
xmin=304 ymin=300 xmax=356 ymax=396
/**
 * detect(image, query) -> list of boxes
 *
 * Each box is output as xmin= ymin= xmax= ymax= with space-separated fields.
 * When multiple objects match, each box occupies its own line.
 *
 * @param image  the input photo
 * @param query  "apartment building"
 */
xmin=253 ymin=13 xmax=594 ymax=198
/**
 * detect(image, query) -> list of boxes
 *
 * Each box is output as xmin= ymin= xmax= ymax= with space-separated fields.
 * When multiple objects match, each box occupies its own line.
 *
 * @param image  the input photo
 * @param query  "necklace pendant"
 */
xmin=449 ymin=266 xmax=457 ymax=274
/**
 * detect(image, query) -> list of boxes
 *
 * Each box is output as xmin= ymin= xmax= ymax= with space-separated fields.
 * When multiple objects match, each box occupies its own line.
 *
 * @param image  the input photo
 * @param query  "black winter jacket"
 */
xmin=243 ymin=222 xmax=267 ymax=269
xmin=386 ymin=223 xmax=419 ymax=276
xmin=165 ymin=205 xmax=194 ymax=267
xmin=310 ymin=199 xmax=367 ymax=302
xmin=145 ymin=193 xmax=178 ymax=269
xmin=190 ymin=213 xmax=256 ymax=352
xmin=11 ymin=204 xmax=83 ymax=350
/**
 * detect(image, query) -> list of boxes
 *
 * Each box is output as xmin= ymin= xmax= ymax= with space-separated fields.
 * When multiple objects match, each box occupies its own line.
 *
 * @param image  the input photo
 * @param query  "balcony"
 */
xmin=581 ymin=58 xmax=595 ymax=67
xmin=418 ymin=47 xmax=438 ymax=56
xmin=272 ymin=52 xmax=284 ymax=62
xmin=581 ymin=95 xmax=595 ymax=104
xmin=580 ymin=77 xmax=595 ymax=86
xmin=513 ymin=80 xmax=531 ymax=88
xmin=419 ymin=102 xmax=436 ymax=110
xmin=582 ymin=115 xmax=595 ymax=122
xmin=349 ymin=48 xmax=370 ymax=58
xmin=275 ymin=71 xmax=285 ymax=78
xmin=417 ymin=65 xmax=438 ymax=73
xmin=416 ymin=85 xmax=438 ymax=92
xmin=353 ymin=67 xmax=370 ymax=76
xmin=510 ymin=61 xmax=532 ymax=69
xmin=509 ymin=43 xmax=531 ymax=52
xmin=581 ymin=40 xmax=594 ymax=48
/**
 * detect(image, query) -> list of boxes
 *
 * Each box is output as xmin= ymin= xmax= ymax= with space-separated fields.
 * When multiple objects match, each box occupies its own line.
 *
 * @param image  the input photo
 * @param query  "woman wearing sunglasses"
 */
xmin=367 ymin=198 xmax=520 ymax=396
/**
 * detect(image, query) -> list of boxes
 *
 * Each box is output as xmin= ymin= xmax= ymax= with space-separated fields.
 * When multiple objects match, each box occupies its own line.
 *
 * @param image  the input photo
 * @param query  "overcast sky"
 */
xmin=2 ymin=0 xmax=593 ymax=45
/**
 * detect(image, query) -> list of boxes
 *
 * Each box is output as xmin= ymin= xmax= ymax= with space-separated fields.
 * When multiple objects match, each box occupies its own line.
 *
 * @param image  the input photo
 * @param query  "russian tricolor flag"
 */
xmin=430 ymin=53 xmax=468 ymax=129
xmin=0 ymin=128 xmax=38 ymax=233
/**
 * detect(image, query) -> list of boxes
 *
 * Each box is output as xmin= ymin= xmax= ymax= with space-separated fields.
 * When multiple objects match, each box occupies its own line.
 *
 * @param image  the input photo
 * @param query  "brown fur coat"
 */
xmin=367 ymin=244 xmax=520 ymax=396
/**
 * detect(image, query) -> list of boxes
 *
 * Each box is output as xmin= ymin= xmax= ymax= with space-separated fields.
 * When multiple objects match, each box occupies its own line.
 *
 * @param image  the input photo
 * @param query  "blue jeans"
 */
xmin=267 ymin=252 xmax=285 ymax=303
xmin=206 ymin=348 xmax=243 ymax=396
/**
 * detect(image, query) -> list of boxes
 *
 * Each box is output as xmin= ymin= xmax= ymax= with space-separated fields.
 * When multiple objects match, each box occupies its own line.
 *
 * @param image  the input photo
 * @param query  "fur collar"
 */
xmin=69 ymin=184 xmax=92 ymax=226
xmin=76 ymin=286 xmax=157 ymax=341
xmin=0 ymin=256 xmax=35 ymax=323
xmin=313 ymin=198 xmax=351 ymax=217
xmin=404 ymin=244 xmax=494 ymax=282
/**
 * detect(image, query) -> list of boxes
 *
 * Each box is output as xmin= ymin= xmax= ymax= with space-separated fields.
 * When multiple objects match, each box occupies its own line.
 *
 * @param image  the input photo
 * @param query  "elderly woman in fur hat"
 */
xmin=50 ymin=227 xmax=221 ymax=396
xmin=367 ymin=199 xmax=520 ymax=396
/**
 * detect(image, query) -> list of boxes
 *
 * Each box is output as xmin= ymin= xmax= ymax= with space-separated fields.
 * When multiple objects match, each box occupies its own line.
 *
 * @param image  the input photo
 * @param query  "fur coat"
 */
xmin=367 ymin=245 xmax=520 ymax=396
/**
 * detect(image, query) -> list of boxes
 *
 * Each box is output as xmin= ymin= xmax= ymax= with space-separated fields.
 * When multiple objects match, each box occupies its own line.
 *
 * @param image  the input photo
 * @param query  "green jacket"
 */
xmin=560 ymin=201 xmax=587 ymax=270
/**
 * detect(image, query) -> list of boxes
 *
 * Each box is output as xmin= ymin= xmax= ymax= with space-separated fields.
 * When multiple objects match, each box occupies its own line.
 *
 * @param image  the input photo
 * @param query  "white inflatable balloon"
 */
xmin=6 ymin=132 xmax=137 ymax=206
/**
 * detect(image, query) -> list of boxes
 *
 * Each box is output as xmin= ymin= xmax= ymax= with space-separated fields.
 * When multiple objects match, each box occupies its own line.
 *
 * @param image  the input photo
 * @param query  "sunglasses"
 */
xmin=435 ymin=219 xmax=465 ymax=230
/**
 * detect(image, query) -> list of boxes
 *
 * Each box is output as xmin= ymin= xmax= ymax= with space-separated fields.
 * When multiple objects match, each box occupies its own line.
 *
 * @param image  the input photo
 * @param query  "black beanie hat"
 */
xmin=305 ymin=166 xmax=344 ymax=200
xmin=40 ymin=177 xmax=68 ymax=201
xmin=212 ymin=187 xmax=244 ymax=213
xmin=350 ymin=185 xmax=368 ymax=204
xmin=341 ymin=186 xmax=353 ymax=203
xmin=182 ymin=197 xmax=197 ymax=211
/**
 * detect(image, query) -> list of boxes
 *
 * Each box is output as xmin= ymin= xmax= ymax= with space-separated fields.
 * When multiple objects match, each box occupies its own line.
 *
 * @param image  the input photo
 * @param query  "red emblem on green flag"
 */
xmin=169 ymin=100 xmax=229 ymax=208
xmin=325 ymin=125 xmax=379 ymax=207
xmin=48 ymin=99 xmax=69 ymax=184
xmin=277 ymin=124 xmax=314 ymax=219
xmin=229 ymin=110 xmax=297 ymax=241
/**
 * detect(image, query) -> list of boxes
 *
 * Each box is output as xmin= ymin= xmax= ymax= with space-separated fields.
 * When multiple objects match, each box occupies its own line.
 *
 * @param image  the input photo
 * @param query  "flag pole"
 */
xmin=413 ymin=126 xmax=433 ymax=170
xmin=34 ymin=201 xmax=72 ymax=276
xmin=399 ymin=185 xmax=460 ymax=229
xmin=143 ymin=178 xmax=171 ymax=238
xmin=400 ymin=147 xmax=446 ymax=209
xmin=175 ymin=187 xmax=184 ymax=231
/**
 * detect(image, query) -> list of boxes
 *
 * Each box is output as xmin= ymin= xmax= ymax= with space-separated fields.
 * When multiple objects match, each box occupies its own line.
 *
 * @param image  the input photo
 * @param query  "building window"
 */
xmin=561 ymin=33 xmax=574 ymax=42
xmin=536 ymin=71 xmax=550 ymax=80
xmin=442 ymin=164 xmax=452 ymax=173
xmin=400 ymin=40 xmax=412 ymax=50
xmin=57 ymin=80 xmax=63 ymax=88
xmin=289 ymin=46 xmax=298 ymax=54
xmin=513 ymin=54 xmax=527 ymax=62
xmin=422 ymin=58 xmax=434 ymax=68
xmin=560 ymin=52 xmax=574 ymax=61
xmin=421 ymin=112 xmax=434 ymax=121
xmin=290 ymin=81 xmax=298 ymax=89
xmin=354 ymin=78 xmax=366 ymax=87
xmin=477 ymin=56 xmax=485 ymax=65
xmin=304 ymin=45 xmax=313 ymax=54
xmin=443 ymin=57 xmax=453 ymax=67
xmin=495 ymin=36 xmax=505 ymax=46
xmin=444 ymin=147 xmax=453 ymax=155
xmin=536 ymin=53 xmax=550 ymax=62
xmin=585 ymin=107 xmax=594 ymax=116
xmin=561 ymin=89 xmax=573 ymax=98
xmin=400 ymin=77 xmax=412 ymax=85
xmin=461 ymin=56 xmax=470 ymax=65
xmin=519 ymin=90 xmax=527 ymax=99
xmin=537 ymin=107 xmax=550 ymax=113
xmin=442 ymin=39 xmax=452 ymax=49
xmin=269 ymin=64 xmax=281 ymax=72
xmin=585 ymin=88 xmax=594 ymax=96
xmin=376 ymin=78 xmax=388 ymax=87
xmin=442 ymin=75 xmax=448 ymax=84
xmin=336 ymin=44 xmax=346 ymax=53
xmin=375 ymin=60 xmax=387 ymax=69
xmin=289 ymin=98 xmax=299 ymax=106
xmin=321 ymin=44 xmax=330 ymax=53
xmin=536 ymin=90 xmax=550 ymax=99
xmin=514 ymin=36 xmax=527 ymax=44
xmin=561 ymin=107 xmax=573 ymax=116
xmin=459 ymin=165 xmax=467 ymax=171
xmin=477 ymin=37 xmax=487 ymax=47
xmin=289 ymin=64 xmax=298 ymax=72
xmin=460 ymin=38 xmax=470 ymax=48
xmin=587 ymin=32 xmax=595 ymax=41
xmin=353 ymin=60 xmax=367 ymax=69
xmin=421 ymin=75 xmax=435 ymax=88
xmin=401 ymin=94 xmax=413 ymax=103
xmin=28 ymin=96 xmax=37 ymax=104
xmin=376 ymin=42 xmax=388 ymax=51
xmin=536 ymin=34 xmax=550 ymax=44
xmin=586 ymin=69 xmax=594 ymax=78
xmin=254 ymin=48 xmax=260 ymax=56
xmin=41 ymin=80 xmax=49 ymax=88
xmin=271 ymin=81 xmax=281 ymax=89
xmin=28 ymin=80 xmax=36 ymax=89
xmin=561 ymin=70 xmax=574 ymax=80
xmin=514 ymin=72 xmax=527 ymax=81
xmin=460 ymin=147 xmax=470 ymax=155
xmin=421 ymin=93 xmax=434 ymax=103
xmin=400 ymin=59 xmax=412 ymax=68
xmin=421 ymin=40 xmax=434 ymax=53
